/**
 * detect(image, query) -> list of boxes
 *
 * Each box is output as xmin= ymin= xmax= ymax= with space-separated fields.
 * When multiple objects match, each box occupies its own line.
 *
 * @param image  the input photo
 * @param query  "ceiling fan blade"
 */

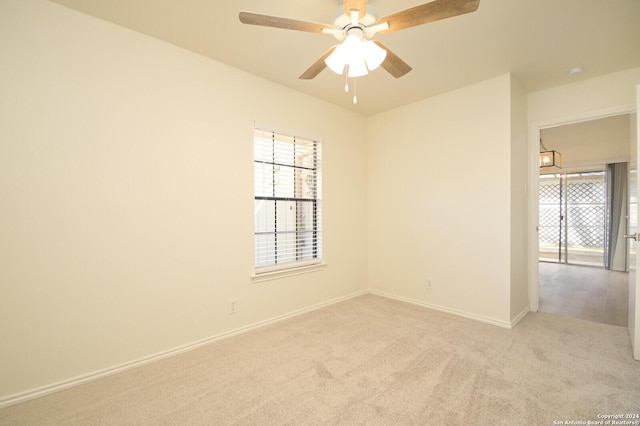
xmin=239 ymin=11 xmax=333 ymax=33
xmin=299 ymin=46 xmax=338 ymax=80
xmin=344 ymin=0 xmax=368 ymax=16
xmin=377 ymin=0 xmax=480 ymax=34
xmin=374 ymin=41 xmax=412 ymax=78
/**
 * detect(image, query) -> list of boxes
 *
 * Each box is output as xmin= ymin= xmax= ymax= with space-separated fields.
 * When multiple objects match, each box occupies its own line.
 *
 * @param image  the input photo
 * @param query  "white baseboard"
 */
xmin=510 ymin=306 xmax=531 ymax=328
xmin=1 ymin=289 xmax=527 ymax=408
xmin=368 ymin=290 xmax=516 ymax=329
xmin=0 ymin=290 xmax=367 ymax=409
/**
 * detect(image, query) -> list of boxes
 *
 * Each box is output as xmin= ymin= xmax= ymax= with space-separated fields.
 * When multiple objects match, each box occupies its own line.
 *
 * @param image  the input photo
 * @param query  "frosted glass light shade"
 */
xmin=325 ymin=44 xmax=347 ymax=74
xmin=362 ymin=40 xmax=387 ymax=71
xmin=342 ymin=34 xmax=363 ymax=59
xmin=347 ymin=59 xmax=368 ymax=77
xmin=324 ymin=32 xmax=387 ymax=77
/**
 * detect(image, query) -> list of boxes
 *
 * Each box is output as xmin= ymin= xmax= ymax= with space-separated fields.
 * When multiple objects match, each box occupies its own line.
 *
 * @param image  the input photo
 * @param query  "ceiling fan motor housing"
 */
xmin=331 ymin=6 xmax=378 ymax=41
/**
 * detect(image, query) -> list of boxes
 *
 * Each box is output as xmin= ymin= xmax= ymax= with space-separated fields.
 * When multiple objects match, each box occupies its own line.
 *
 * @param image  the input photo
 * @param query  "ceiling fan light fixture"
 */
xmin=362 ymin=40 xmax=387 ymax=71
xmin=342 ymin=32 xmax=364 ymax=58
xmin=325 ymin=31 xmax=368 ymax=76
xmin=347 ymin=59 xmax=368 ymax=77
xmin=326 ymin=31 xmax=384 ymax=77
xmin=324 ymin=44 xmax=347 ymax=74
xmin=240 ymin=0 xmax=482 ymax=92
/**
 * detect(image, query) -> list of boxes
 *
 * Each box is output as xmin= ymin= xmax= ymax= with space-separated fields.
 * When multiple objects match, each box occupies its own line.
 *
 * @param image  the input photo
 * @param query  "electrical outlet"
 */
xmin=426 ymin=279 xmax=433 ymax=290
xmin=229 ymin=298 xmax=237 ymax=314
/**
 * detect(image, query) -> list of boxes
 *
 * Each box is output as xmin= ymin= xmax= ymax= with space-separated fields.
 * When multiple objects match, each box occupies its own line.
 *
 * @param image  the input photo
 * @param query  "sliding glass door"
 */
xmin=539 ymin=171 xmax=606 ymax=266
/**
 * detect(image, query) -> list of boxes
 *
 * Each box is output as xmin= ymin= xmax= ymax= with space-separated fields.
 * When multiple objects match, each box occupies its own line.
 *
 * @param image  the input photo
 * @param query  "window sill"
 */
xmin=251 ymin=262 xmax=327 ymax=283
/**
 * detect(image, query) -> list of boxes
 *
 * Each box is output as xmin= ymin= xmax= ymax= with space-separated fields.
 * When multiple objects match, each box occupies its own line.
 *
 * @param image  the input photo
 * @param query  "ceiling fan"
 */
xmin=239 ymin=0 xmax=480 ymax=81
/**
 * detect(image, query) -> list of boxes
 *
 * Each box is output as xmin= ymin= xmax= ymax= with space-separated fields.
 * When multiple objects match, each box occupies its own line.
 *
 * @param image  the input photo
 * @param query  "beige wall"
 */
xmin=0 ymin=0 xmax=367 ymax=400
xmin=366 ymin=74 xmax=519 ymax=326
xmin=510 ymin=77 xmax=530 ymax=323
xmin=528 ymin=67 xmax=640 ymax=126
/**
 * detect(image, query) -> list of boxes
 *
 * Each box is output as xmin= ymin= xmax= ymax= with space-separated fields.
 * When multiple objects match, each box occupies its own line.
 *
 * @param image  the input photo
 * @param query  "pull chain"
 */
xmin=353 ymin=78 xmax=358 ymax=104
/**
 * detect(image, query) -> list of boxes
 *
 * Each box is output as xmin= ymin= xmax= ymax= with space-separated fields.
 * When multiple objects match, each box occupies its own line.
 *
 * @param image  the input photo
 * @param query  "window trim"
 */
xmin=251 ymin=261 xmax=327 ymax=283
xmin=253 ymin=126 xmax=323 ymax=275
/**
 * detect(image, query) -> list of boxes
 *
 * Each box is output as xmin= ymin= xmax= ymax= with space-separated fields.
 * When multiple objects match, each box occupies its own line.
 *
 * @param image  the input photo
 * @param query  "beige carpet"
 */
xmin=1 ymin=294 xmax=639 ymax=425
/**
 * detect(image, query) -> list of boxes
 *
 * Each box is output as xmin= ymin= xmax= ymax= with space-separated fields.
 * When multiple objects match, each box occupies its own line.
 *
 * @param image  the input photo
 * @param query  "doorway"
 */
xmin=535 ymin=114 xmax=632 ymax=326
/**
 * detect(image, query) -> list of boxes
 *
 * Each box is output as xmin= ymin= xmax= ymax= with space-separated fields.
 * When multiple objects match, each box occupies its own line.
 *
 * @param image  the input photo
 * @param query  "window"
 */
xmin=254 ymin=128 xmax=322 ymax=273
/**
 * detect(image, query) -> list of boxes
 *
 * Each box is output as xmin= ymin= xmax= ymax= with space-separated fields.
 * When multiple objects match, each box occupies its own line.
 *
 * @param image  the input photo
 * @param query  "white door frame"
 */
xmin=631 ymin=86 xmax=640 ymax=360
xmin=527 ymin=105 xmax=636 ymax=313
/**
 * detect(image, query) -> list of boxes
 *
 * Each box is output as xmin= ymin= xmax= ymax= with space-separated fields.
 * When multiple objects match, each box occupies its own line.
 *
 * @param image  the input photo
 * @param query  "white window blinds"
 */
xmin=254 ymin=128 xmax=322 ymax=272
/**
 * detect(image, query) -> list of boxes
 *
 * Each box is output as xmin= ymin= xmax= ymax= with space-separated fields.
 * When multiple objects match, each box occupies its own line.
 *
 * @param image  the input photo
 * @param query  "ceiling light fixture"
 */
xmin=239 ymin=0 xmax=482 ymax=106
xmin=322 ymin=8 xmax=388 ymax=104
xmin=324 ymin=27 xmax=387 ymax=77
xmin=539 ymin=139 xmax=562 ymax=169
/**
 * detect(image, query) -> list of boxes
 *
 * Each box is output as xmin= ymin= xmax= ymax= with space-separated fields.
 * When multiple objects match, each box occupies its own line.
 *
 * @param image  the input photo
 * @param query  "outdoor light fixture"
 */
xmin=539 ymin=139 xmax=562 ymax=169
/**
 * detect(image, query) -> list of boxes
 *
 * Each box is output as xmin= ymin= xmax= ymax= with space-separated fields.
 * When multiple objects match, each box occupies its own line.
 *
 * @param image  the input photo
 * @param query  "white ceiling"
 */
xmin=541 ymin=114 xmax=631 ymax=172
xmin=48 ymin=0 xmax=640 ymax=116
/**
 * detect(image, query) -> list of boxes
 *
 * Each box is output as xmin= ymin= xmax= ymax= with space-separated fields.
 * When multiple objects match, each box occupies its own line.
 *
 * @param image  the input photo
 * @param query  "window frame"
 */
xmin=252 ymin=127 xmax=323 ymax=277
